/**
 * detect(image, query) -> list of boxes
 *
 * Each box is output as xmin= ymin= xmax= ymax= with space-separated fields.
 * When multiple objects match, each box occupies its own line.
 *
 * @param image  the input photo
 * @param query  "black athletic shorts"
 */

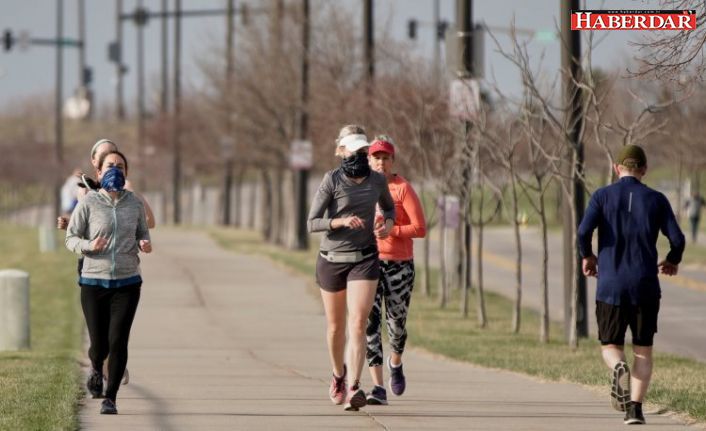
xmin=595 ymin=299 xmax=660 ymax=346
xmin=316 ymin=253 xmax=380 ymax=293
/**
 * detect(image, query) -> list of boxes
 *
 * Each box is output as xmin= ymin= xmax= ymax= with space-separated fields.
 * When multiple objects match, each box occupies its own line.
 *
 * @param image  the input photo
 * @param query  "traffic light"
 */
xmin=82 ymin=66 xmax=93 ymax=86
xmin=108 ymin=41 xmax=121 ymax=63
xmin=133 ymin=7 xmax=150 ymax=26
xmin=408 ymin=19 xmax=417 ymax=40
xmin=437 ymin=20 xmax=449 ymax=40
xmin=3 ymin=30 xmax=13 ymax=52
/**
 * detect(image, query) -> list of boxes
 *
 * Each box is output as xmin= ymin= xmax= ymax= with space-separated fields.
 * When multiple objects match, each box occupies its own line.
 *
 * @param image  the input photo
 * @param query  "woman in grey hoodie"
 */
xmin=65 ymin=150 xmax=151 ymax=415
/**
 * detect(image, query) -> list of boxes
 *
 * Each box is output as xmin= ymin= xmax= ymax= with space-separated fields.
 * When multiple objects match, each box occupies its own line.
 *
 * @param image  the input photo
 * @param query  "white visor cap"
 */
xmin=338 ymin=134 xmax=370 ymax=152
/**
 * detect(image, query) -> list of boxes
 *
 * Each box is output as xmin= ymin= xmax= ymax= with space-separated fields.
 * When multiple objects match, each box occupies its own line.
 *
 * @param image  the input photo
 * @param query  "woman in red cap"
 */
xmin=364 ymin=135 xmax=426 ymax=405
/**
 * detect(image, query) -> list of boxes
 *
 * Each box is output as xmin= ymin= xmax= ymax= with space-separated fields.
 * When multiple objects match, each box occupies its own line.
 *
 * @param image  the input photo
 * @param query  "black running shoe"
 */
xmin=624 ymin=402 xmax=645 ymax=425
xmin=388 ymin=356 xmax=406 ymax=396
xmin=100 ymin=398 xmax=118 ymax=415
xmin=86 ymin=368 xmax=104 ymax=399
xmin=366 ymin=385 xmax=388 ymax=405
xmin=611 ymin=361 xmax=631 ymax=412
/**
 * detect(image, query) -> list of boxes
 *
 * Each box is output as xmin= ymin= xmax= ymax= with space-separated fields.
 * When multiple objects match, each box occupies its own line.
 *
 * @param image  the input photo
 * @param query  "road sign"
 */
xmin=449 ymin=78 xmax=480 ymax=121
xmin=290 ymin=140 xmax=313 ymax=170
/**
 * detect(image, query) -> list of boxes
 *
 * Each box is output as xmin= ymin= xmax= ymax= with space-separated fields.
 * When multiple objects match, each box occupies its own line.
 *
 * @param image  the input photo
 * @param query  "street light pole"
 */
xmin=172 ymin=0 xmax=182 ymax=224
xmin=293 ymin=0 xmax=310 ymax=250
xmin=54 ymin=0 xmax=64 ymax=219
xmin=137 ymin=0 xmax=146 ymax=191
xmin=116 ymin=0 xmax=125 ymax=119
xmin=560 ymin=0 xmax=588 ymax=343
xmin=433 ymin=0 xmax=441 ymax=84
xmin=456 ymin=0 xmax=474 ymax=318
xmin=161 ymin=0 xmax=169 ymax=114
xmin=363 ymin=0 xmax=374 ymax=89
xmin=222 ymin=0 xmax=236 ymax=226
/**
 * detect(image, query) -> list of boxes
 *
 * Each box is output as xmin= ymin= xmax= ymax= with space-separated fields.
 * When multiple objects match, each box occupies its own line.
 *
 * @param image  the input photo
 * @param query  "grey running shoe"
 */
xmin=388 ymin=356 xmax=406 ymax=396
xmin=100 ymin=398 xmax=118 ymax=414
xmin=624 ymin=402 xmax=645 ymax=425
xmin=366 ymin=385 xmax=388 ymax=405
xmin=344 ymin=382 xmax=367 ymax=411
xmin=121 ymin=368 xmax=129 ymax=385
xmin=86 ymin=368 xmax=104 ymax=399
xmin=611 ymin=361 xmax=631 ymax=412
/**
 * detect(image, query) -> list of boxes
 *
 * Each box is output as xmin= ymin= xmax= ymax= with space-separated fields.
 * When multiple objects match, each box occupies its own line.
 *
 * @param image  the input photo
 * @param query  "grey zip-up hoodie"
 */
xmin=66 ymin=190 xmax=150 ymax=280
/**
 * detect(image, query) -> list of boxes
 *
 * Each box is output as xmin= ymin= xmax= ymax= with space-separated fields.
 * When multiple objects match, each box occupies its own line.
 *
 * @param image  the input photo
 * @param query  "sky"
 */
xmin=0 ymin=0 xmax=666 ymax=115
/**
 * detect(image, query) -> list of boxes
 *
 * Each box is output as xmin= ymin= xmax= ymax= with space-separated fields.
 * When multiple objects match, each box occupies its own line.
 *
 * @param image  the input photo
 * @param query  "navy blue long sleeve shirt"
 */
xmin=577 ymin=176 xmax=685 ymax=305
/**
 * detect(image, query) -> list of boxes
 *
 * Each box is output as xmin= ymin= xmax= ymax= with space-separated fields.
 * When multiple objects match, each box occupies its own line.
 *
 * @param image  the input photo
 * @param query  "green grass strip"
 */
xmin=0 ymin=224 xmax=83 ymax=431
xmin=211 ymin=227 xmax=706 ymax=424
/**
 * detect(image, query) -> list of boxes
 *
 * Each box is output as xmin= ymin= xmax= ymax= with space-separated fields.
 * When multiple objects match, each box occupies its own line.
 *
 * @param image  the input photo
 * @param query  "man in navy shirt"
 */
xmin=578 ymin=145 xmax=685 ymax=425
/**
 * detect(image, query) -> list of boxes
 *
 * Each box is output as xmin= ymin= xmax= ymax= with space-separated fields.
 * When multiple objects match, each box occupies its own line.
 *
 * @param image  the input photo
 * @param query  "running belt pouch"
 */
xmin=320 ymin=251 xmax=365 ymax=263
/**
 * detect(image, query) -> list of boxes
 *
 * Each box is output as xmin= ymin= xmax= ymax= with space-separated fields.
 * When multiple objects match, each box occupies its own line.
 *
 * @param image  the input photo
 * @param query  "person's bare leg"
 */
xmin=320 ymin=289 xmax=347 ymax=377
xmin=369 ymin=365 xmax=383 ymax=386
xmin=601 ymin=344 xmax=626 ymax=369
xmin=631 ymin=345 xmax=653 ymax=402
xmin=346 ymin=279 xmax=378 ymax=387
xmin=390 ymin=352 xmax=403 ymax=367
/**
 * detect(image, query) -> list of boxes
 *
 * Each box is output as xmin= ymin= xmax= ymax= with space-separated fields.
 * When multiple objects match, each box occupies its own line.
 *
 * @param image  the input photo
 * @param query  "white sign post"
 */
xmin=290 ymin=140 xmax=313 ymax=170
xmin=449 ymin=78 xmax=480 ymax=121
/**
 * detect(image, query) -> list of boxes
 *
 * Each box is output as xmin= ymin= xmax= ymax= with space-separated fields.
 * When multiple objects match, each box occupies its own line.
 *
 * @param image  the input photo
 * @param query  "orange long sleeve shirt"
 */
xmin=377 ymin=175 xmax=427 ymax=261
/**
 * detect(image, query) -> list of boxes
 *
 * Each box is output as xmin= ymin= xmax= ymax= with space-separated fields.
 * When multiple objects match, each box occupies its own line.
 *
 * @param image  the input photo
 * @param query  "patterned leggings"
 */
xmin=366 ymin=260 xmax=415 ymax=367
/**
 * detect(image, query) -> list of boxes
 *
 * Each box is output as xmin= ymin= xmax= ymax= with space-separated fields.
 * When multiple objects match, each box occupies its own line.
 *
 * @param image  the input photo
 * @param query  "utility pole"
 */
xmin=160 ymin=0 xmax=168 ymax=114
xmin=433 ymin=0 xmax=441 ymax=84
xmin=363 ymin=0 xmax=374 ymax=87
xmin=173 ymin=0 xmax=182 ymax=224
xmin=560 ymin=0 xmax=588 ymax=343
xmin=292 ymin=0 xmax=310 ymax=250
xmin=222 ymin=0 xmax=236 ymax=226
xmin=115 ymin=0 xmax=125 ymax=119
xmin=54 ymin=0 xmax=64 ymax=219
xmin=77 ymin=0 xmax=89 ymax=109
xmin=136 ymin=0 xmax=146 ymax=190
xmin=456 ymin=0 xmax=474 ymax=318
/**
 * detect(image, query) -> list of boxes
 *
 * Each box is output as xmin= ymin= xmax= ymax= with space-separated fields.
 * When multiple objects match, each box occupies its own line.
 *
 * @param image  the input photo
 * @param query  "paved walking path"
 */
xmin=74 ymin=229 xmax=694 ymax=429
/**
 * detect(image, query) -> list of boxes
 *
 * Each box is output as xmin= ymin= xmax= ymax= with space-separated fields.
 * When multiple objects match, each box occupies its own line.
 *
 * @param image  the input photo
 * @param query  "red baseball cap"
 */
xmin=369 ymin=140 xmax=395 ymax=156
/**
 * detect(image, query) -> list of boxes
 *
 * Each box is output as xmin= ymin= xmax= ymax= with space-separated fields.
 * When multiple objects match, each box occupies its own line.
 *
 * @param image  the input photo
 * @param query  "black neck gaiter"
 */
xmin=341 ymin=152 xmax=371 ymax=178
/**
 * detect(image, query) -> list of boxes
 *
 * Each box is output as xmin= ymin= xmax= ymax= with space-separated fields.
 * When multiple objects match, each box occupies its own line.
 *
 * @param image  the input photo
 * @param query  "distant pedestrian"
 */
xmin=364 ymin=136 xmax=426 ymax=405
xmin=684 ymin=191 xmax=704 ymax=243
xmin=307 ymin=125 xmax=395 ymax=412
xmin=578 ymin=145 xmax=685 ymax=425
xmin=60 ymin=168 xmax=82 ymax=218
xmin=65 ymin=150 xmax=152 ymax=415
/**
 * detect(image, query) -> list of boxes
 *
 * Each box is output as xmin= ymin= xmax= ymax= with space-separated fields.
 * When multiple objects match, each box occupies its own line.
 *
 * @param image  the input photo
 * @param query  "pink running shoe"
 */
xmin=344 ymin=381 xmax=367 ymax=411
xmin=329 ymin=365 xmax=347 ymax=405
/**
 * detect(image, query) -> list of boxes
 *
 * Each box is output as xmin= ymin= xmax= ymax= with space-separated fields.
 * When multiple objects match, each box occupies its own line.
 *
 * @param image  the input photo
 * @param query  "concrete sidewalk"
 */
xmin=80 ymin=229 xmax=694 ymax=430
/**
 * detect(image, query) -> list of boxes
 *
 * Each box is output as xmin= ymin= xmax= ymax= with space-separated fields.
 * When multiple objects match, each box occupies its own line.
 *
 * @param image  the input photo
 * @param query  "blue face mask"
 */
xmin=100 ymin=167 xmax=126 ymax=192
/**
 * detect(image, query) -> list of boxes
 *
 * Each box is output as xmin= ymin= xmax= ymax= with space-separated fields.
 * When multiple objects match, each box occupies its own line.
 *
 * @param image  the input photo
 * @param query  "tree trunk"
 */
xmin=568 ymin=182 xmax=579 ymax=350
xmin=234 ymin=167 xmax=245 ymax=227
xmin=259 ymin=168 xmax=272 ymax=240
xmin=675 ymin=156 xmax=684 ymax=222
xmin=248 ymin=173 xmax=257 ymax=230
xmin=511 ymin=172 xmax=523 ymax=334
xmin=461 ymin=217 xmax=472 ymax=318
xmin=539 ymin=186 xmax=550 ymax=343
xmin=420 ymin=182 xmax=431 ymax=297
xmin=439 ymin=195 xmax=447 ymax=308
xmin=476 ymin=187 xmax=487 ymax=328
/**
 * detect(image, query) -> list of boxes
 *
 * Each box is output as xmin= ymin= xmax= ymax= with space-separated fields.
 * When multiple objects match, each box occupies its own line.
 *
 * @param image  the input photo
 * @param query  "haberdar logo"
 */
xmin=571 ymin=10 xmax=696 ymax=30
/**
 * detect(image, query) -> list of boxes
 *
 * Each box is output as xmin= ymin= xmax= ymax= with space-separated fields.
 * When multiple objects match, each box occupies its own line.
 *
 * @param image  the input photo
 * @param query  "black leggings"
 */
xmin=80 ymin=283 xmax=141 ymax=401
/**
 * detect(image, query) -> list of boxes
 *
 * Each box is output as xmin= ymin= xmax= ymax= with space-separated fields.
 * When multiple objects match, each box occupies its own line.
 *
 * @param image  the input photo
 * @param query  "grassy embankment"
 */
xmin=0 ymin=225 xmax=83 ymax=431
xmin=211 ymin=227 xmax=706 ymax=424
